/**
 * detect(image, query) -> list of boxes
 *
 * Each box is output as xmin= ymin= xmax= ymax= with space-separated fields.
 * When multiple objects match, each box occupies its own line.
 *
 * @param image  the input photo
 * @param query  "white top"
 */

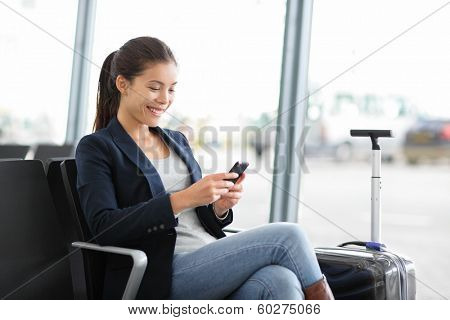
xmin=150 ymin=145 xmax=226 ymax=254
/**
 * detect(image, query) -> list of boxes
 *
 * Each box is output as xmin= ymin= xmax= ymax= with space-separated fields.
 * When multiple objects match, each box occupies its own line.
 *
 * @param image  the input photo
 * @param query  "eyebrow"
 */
xmin=147 ymin=80 xmax=178 ymax=85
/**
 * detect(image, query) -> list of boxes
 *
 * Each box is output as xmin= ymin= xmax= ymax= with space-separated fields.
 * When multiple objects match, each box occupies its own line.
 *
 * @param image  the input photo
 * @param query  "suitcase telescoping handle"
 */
xmin=350 ymin=130 xmax=393 ymax=244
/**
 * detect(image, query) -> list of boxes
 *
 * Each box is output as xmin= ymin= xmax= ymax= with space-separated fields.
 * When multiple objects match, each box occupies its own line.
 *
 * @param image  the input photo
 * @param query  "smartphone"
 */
xmin=225 ymin=161 xmax=249 ymax=184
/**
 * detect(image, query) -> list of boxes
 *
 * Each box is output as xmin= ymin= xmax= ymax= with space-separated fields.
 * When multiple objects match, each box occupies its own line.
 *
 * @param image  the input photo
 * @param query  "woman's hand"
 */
xmin=213 ymin=172 xmax=246 ymax=216
xmin=183 ymin=172 xmax=239 ymax=208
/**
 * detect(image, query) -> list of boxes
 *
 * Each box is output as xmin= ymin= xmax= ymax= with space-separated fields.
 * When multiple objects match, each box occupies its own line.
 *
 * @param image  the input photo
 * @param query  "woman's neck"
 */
xmin=117 ymin=109 xmax=154 ymax=144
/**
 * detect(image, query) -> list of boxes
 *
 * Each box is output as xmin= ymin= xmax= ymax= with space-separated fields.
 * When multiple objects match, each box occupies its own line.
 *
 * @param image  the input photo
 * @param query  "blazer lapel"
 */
xmin=107 ymin=117 xmax=200 ymax=197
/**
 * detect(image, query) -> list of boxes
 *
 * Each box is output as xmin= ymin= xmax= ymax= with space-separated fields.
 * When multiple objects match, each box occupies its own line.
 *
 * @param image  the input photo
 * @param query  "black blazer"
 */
xmin=75 ymin=117 xmax=233 ymax=299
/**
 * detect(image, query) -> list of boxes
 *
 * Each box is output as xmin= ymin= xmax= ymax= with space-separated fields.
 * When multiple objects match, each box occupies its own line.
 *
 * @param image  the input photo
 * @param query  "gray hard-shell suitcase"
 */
xmin=315 ymin=130 xmax=416 ymax=300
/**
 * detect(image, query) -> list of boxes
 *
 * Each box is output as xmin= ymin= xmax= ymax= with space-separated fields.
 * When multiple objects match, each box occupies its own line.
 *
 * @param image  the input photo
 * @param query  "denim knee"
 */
xmin=270 ymin=222 xmax=309 ymax=244
xmin=249 ymin=265 xmax=304 ymax=300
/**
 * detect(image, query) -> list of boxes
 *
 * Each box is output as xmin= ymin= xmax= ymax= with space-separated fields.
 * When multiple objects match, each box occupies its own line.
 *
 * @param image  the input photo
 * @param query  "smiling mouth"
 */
xmin=146 ymin=106 xmax=165 ymax=116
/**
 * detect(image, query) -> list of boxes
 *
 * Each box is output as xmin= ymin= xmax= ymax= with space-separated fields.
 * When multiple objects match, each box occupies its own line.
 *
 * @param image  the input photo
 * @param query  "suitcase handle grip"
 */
xmin=338 ymin=241 xmax=386 ymax=252
xmin=350 ymin=129 xmax=393 ymax=150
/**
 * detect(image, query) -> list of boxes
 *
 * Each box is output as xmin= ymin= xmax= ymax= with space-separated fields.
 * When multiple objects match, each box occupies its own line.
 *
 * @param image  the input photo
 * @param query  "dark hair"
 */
xmin=93 ymin=36 xmax=177 ymax=132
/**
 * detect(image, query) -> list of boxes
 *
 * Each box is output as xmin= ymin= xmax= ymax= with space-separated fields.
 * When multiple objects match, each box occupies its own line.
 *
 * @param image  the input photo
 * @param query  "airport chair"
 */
xmin=0 ymin=160 xmax=73 ymax=299
xmin=0 ymin=144 xmax=30 ymax=159
xmin=46 ymin=158 xmax=90 ymax=299
xmin=46 ymin=159 xmax=80 ymax=244
xmin=33 ymin=144 xmax=75 ymax=162
xmin=60 ymin=159 xmax=147 ymax=300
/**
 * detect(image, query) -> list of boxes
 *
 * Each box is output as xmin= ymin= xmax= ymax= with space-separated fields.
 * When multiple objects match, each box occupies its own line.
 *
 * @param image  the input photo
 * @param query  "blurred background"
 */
xmin=1 ymin=0 xmax=449 ymax=299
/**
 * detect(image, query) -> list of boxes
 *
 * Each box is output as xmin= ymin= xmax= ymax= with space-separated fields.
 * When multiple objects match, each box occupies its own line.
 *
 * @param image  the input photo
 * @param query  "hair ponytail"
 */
xmin=92 ymin=37 xmax=177 ymax=132
xmin=93 ymin=50 xmax=120 ymax=132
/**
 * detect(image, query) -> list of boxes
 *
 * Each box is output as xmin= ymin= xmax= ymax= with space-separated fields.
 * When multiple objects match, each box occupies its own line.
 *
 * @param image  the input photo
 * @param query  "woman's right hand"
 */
xmin=184 ymin=172 xmax=239 ymax=208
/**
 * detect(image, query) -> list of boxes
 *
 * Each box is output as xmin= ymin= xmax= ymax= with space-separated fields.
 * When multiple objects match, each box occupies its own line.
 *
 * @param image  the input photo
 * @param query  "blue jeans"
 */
xmin=168 ymin=222 xmax=323 ymax=300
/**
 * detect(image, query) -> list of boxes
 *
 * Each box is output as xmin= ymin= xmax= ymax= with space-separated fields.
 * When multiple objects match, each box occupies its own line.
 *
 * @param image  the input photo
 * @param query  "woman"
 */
xmin=76 ymin=36 xmax=334 ymax=300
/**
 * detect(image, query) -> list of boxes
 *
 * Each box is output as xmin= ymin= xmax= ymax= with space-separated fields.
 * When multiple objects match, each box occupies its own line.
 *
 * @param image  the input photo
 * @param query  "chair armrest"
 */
xmin=223 ymin=227 xmax=244 ymax=234
xmin=72 ymin=241 xmax=147 ymax=300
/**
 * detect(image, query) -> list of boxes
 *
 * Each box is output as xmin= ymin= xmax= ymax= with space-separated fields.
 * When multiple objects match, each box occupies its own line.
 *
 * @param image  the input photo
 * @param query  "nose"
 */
xmin=156 ymin=89 xmax=169 ymax=106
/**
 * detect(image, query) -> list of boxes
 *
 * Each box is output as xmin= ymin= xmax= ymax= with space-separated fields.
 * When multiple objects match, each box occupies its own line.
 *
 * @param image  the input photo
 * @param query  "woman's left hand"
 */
xmin=213 ymin=172 xmax=246 ymax=216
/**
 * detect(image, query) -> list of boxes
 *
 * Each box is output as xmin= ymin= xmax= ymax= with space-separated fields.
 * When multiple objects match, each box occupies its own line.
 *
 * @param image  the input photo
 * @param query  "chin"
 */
xmin=144 ymin=118 xmax=160 ymax=127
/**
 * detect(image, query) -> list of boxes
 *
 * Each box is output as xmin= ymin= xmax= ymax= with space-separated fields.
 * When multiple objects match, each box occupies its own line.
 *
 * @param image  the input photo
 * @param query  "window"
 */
xmin=0 ymin=0 xmax=78 ymax=145
xmin=304 ymin=0 xmax=450 ymax=299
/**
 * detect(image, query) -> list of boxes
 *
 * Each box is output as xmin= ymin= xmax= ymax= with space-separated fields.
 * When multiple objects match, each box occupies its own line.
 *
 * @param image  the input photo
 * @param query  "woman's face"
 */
xmin=117 ymin=61 xmax=178 ymax=127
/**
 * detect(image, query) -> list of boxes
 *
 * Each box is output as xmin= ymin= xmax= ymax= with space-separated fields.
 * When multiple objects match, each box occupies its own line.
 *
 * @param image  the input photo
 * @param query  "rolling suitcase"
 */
xmin=315 ymin=130 xmax=416 ymax=300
